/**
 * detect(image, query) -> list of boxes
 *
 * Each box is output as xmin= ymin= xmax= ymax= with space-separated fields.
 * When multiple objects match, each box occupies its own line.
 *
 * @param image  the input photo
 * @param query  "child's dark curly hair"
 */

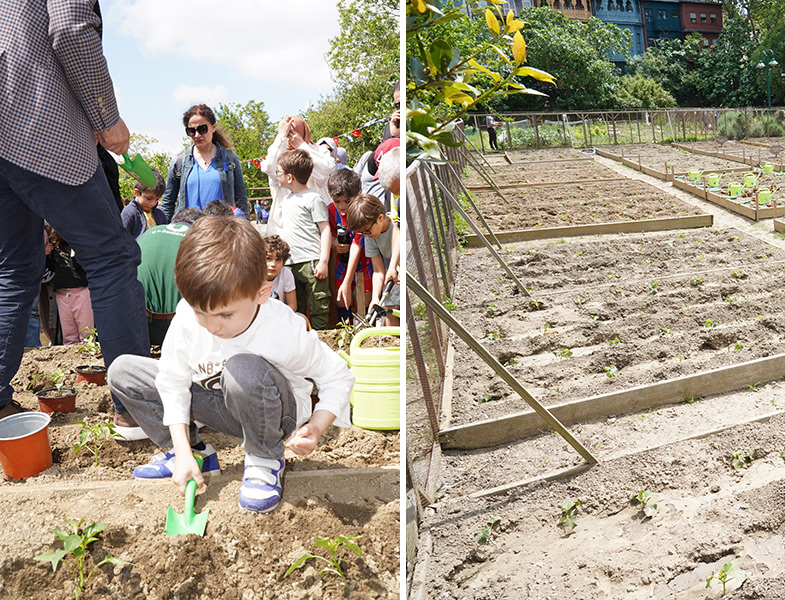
xmin=264 ymin=234 xmax=291 ymax=264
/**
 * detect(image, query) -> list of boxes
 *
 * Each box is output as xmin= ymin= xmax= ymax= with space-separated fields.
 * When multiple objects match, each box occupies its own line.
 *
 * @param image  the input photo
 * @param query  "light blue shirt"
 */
xmin=185 ymin=155 xmax=223 ymax=210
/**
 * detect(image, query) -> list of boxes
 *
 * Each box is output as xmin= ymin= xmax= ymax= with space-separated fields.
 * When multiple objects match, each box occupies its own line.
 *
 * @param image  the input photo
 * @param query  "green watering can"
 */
xmin=687 ymin=169 xmax=703 ymax=182
xmin=705 ymin=173 xmax=720 ymax=187
xmin=743 ymin=172 xmax=760 ymax=187
xmin=119 ymin=153 xmax=157 ymax=188
xmin=763 ymin=163 xmax=775 ymax=174
xmin=758 ymin=189 xmax=773 ymax=204
xmin=728 ymin=182 xmax=742 ymax=198
xmin=337 ymin=326 xmax=400 ymax=430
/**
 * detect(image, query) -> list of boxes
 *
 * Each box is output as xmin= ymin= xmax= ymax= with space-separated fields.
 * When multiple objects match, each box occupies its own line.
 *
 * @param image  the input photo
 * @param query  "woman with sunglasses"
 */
xmin=160 ymin=104 xmax=249 ymax=221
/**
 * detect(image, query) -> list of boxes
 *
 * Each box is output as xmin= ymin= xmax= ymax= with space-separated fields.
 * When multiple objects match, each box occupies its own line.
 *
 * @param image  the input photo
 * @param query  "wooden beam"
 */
xmin=466 ymin=177 xmax=628 ymax=191
xmin=774 ymin=218 xmax=785 ymax=233
xmin=440 ymin=344 xmax=456 ymax=430
xmin=440 ymin=353 xmax=785 ymax=450
xmin=468 ymin=411 xmax=781 ymax=498
xmin=462 ymin=214 xmax=713 ymax=246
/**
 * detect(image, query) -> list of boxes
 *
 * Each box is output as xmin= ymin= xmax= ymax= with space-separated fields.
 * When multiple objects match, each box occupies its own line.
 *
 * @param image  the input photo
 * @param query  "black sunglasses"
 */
xmin=185 ymin=124 xmax=209 ymax=137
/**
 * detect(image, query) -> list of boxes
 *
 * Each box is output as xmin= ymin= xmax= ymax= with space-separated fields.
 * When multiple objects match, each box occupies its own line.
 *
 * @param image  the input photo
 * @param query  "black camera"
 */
xmin=336 ymin=225 xmax=351 ymax=263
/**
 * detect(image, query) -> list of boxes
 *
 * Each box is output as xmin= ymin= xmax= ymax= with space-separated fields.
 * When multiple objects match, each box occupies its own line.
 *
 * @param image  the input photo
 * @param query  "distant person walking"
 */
xmin=486 ymin=114 xmax=501 ymax=150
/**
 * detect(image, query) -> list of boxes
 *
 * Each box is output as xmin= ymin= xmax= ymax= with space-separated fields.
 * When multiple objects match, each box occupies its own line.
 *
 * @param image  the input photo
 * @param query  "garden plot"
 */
xmin=595 ymin=143 xmax=750 ymax=179
xmin=414 ymin=413 xmax=785 ymax=600
xmin=446 ymin=226 xmax=785 ymax=430
xmin=2 ymin=342 xmax=399 ymax=599
xmin=483 ymin=147 xmax=589 ymax=165
xmin=672 ymin=171 xmax=785 ymax=221
xmin=465 ymin=158 xmax=620 ymax=188
xmin=676 ymin=141 xmax=784 ymax=169
xmin=470 ymin=179 xmax=704 ymax=233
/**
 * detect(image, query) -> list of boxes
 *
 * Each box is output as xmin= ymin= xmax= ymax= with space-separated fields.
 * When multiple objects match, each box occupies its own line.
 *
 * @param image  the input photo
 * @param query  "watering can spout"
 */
xmin=337 ymin=349 xmax=351 ymax=367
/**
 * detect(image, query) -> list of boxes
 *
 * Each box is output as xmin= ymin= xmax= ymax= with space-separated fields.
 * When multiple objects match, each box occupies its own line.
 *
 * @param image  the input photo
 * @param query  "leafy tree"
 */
xmin=508 ymin=7 xmax=631 ymax=110
xmin=215 ymin=101 xmax=276 ymax=192
xmin=612 ymin=73 xmax=677 ymax=108
xmin=304 ymin=0 xmax=399 ymax=164
xmin=406 ymin=0 xmax=555 ymax=160
xmin=685 ymin=17 xmax=760 ymax=107
xmin=626 ymin=37 xmax=702 ymax=104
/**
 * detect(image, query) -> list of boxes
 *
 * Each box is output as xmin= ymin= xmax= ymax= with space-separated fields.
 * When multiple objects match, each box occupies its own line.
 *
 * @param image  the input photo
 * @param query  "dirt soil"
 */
xmin=2 ymin=332 xmax=400 ymax=600
xmin=466 ymin=157 xmax=620 ymax=187
xmin=447 ymin=226 xmax=785 ymax=427
xmin=680 ymin=141 xmax=784 ymax=167
xmin=599 ymin=143 xmax=751 ymax=173
xmin=471 ymin=178 xmax=703 ymax=231
xmin=416 ymin=413 xmax=785 ymax=599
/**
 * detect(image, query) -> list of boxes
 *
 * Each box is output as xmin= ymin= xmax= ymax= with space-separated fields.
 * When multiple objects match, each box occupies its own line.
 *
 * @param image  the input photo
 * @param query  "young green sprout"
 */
xmin=76 ymin=328 xmax=101 ymax=369
xmin=635 ymin=490 xmax=658 ymax=518
xmin=474 ymin=516 xmax=502 ymax=544
xmin=553 ymin=348 xmax=573 ymax=359
xmin=731 ymin=451 xmax=754 ymax=470
xmin=34 ymin=519 xmax=130 ymax=600
xmin=72 ymin=421 xmax=126 ymax=467
xmin=557 ymin=500 xmax=581 ymax=533
xmin=706 ymin=562 xmax=746 ymax=595
xmin=284 ymin=535 xmax=361 ymax=584
xmin=604 ymin=365 xmax=619 ymax=378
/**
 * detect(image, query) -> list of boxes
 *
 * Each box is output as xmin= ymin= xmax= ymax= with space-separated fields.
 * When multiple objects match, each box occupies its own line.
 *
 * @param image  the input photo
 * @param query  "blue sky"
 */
xmin=100 ymin=0 xmax=341 ymax=156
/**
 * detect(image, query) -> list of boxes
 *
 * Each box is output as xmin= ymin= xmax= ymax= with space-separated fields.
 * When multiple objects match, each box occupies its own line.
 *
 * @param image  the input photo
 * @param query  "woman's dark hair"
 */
xmin=182 ymin=104 xmax=232 ymax=150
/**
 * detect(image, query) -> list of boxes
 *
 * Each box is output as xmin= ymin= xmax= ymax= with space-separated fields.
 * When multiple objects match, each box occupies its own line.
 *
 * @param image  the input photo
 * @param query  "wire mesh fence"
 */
xmin=464 ymin=107 xmax=785 ymax=151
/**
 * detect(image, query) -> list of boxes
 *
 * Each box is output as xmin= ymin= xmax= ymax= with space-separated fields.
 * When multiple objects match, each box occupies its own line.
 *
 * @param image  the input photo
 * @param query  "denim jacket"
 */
xmin=160 ymin=144 xmax=249 ymax=220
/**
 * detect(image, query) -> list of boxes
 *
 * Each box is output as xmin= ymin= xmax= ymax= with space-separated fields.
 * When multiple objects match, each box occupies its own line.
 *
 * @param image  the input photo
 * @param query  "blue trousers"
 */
xmin=0 ymin=156 xmax=149 ymax=411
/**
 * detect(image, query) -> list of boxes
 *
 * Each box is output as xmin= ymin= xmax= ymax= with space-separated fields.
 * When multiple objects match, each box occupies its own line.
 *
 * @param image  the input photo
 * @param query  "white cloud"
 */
xmin=110 ymin=0 xmax=339 ymax=89
xmin=171 ymin=84 xmax=230 ymax=108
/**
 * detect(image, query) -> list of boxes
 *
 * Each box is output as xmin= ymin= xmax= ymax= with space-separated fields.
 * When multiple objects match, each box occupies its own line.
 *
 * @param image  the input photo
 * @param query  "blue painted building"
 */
xmin=594 ymin=0 xmax=646 ymax=64
xmin=642 ymin=0 xmax=683 ymax=46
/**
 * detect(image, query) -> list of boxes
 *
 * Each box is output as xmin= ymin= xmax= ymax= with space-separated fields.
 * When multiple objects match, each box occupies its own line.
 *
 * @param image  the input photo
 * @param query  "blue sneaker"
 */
xmin=238 ymin=456 xmax=285 ymax=513
xmin=132 ymin=444 xmax=221 ymax=479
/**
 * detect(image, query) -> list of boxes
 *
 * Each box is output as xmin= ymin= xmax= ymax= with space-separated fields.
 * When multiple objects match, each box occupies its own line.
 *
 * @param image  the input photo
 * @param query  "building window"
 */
xmin=596 ymin=0 xmax=602 ymax=10
xmin=700 ymin=13 xmax=706 ymax=22
xmin=626 ymin=0 xmax=632 ymax=11
xmin=710 ymin=12 xmax=717 ymax=23
xmin=690 ymin=12 xmax=697 ymax=23
xmin=657 ymin=9 xmax=665 ymax=19
xmin=645 ymin=8 xmax=653 ymax=21
xmin=703 ymin=38 xmax=709 ymax=46
xmin=672 ymin=9 xmax=678 ymax=19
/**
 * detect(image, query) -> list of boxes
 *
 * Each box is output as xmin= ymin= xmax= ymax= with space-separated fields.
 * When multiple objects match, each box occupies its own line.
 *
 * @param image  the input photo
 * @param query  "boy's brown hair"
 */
xmin=327 ymin=168 xmax=361 ymax=200
xmin=278 ymin=149 xmax=313 ymax=185
xmin=134 ymin=169 xmax=166 ymax=197
xmin=345 ymin=193 xmax=385 ymax=232
xmin=175 ymin=216 xmax=267 ymax=311
xmin=264 ymin=234 xmax=291 ymax=264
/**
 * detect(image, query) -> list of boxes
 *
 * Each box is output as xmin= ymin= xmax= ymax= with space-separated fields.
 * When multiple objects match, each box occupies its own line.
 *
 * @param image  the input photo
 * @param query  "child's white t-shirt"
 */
xmin=270 ymin=267 xmax=295 ymax=304
xmin=156 ymin=298 xmax=353 ymax=428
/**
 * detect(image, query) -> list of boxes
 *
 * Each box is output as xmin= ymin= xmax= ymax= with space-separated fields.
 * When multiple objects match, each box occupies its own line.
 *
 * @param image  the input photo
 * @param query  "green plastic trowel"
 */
xmin=119 ymin=152 xmax=157 ymax=188
xmin=165 ymin=455 xmax=209 ymax=536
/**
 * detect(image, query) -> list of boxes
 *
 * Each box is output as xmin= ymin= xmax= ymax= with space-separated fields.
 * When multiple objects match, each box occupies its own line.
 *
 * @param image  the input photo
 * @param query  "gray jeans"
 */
xmin=108 ymin=353 xmax=298 ymax=460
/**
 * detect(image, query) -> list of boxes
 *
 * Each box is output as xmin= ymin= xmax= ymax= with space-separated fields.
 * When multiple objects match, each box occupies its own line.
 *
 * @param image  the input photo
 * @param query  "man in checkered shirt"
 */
xmin=0 ymin=1 xmax=150 ymax=431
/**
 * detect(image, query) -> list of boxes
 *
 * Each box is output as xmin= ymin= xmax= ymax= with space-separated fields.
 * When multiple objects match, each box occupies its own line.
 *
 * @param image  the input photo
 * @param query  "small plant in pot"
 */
xmin=30 ymin=369 xmax=78 ymax=414
xmin=75 ymin=328 xmax=106 ymax=386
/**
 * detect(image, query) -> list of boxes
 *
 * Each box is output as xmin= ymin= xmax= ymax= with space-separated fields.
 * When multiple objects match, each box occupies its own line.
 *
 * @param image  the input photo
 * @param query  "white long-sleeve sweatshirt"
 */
xmin=156 ymin=297 xmax=353 ymax=428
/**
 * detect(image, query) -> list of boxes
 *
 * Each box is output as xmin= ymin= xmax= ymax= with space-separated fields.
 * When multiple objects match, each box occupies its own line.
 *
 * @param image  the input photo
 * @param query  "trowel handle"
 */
xmin=183 ymin=455 xmax=204 ymax=525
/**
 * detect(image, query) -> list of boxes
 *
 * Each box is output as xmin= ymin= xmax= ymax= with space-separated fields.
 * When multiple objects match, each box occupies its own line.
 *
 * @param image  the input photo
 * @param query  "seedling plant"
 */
xmin=76 ymin=328 xmax=101 ymax=369
xmin=34 ymin=519 xmax=129 ymax=600
xmin=73 ymin=421 xmax=126 ymax=466
xmin=706 ymin=562 xmax=746 ymax=595
xmin=604 ymin=365 xmax=619 ymax=378
xmin=473 ymin=516 xmax=502 ymax=543
xmin=284 ymin=534 xmax=361 ymax=584
xmin=557 ymin=500 xmax=581 ymax=533
xmin=635 ymin=490 xmax=658 ymax=518
xmin=731 ymin=451 xmax=754 ymax=470
xmin=30 ymin=369 xmax=70 ymax=394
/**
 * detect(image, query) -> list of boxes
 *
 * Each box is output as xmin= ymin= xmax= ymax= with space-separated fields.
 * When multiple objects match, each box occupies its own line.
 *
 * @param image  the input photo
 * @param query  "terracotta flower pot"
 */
xmin=75 ymin=365 xmax=107 ymax=386
xmin=35 ymin=388 xmax=77 ymax=414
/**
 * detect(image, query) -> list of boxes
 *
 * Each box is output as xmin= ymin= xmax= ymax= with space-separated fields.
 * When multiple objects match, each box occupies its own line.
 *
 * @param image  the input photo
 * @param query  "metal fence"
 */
xmin=468 ymin=106 xmax=785 ymax=151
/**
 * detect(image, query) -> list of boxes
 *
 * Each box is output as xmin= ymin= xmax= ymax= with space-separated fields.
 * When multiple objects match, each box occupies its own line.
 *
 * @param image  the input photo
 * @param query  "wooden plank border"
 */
xmin=466 ymin=177 xmax=627 ymax=191
xmin=462 ymin=214 xmax=713 ymax=246
xmin=774 ymin=218 xmax=785 ymax=233
xmin=673 ymin=178 xmax=785 ymax=220
xmin=440 ymin=353 xmax=785 ymax=450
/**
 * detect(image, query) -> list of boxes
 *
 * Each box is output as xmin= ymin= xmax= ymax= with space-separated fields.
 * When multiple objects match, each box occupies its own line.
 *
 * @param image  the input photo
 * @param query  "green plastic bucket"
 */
xmin=338 ymin=326 xmax=400 ymax=430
